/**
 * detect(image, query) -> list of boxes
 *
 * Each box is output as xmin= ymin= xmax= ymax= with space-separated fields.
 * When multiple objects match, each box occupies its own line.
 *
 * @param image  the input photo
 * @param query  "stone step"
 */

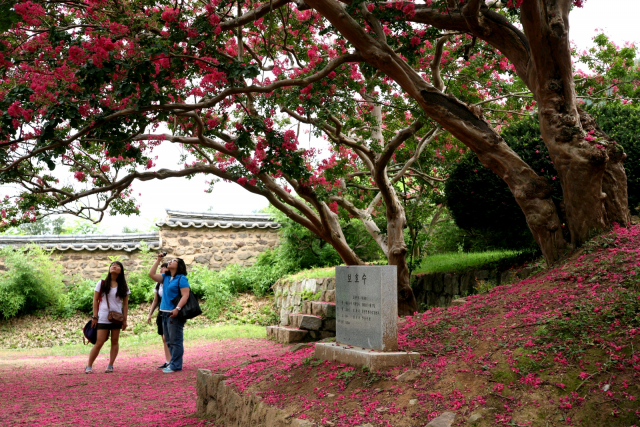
xmin=308 ymin=330 xmax=335 ymax=340
xmin=288 ymin=314 xmax=322 ymax=331
xmin=301 ymin=301 xmax=336 ymax=318
xmin=266 ymin=326 xmax=309 ymax=344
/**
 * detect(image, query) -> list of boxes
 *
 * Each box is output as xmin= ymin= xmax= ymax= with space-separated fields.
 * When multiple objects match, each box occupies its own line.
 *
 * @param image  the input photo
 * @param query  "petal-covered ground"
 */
xmin=0 ymin=338 xmax=288 ymax=426
xmin=221 ymin=224 xmax=640 ymax=426
xmin=3 ymin=225 xmax=640 ymax=427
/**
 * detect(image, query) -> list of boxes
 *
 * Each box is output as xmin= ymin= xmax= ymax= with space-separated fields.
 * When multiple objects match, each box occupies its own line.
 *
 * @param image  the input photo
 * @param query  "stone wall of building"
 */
xmin=160 ymin=227 xmax=279 ymax=270
xmin=57 ymin=250 xmax=148 ymax=283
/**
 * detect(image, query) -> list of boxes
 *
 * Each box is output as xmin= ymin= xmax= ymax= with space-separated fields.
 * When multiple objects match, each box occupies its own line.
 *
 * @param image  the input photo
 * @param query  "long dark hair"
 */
xmin=101 ymin=261 xmax=129 ymax=300
xmin=171 ymin=258 xmax=188 ymax=277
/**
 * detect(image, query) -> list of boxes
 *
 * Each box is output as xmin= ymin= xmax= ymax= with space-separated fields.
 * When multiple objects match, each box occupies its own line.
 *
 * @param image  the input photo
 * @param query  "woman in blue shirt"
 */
xmin=148 ymin=254 xmax=190 ymax=373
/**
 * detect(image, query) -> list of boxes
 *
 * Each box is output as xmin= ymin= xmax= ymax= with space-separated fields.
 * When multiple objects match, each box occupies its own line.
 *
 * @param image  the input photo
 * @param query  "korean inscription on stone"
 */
xmin=335 ymin=265 xmax=398 ymax=351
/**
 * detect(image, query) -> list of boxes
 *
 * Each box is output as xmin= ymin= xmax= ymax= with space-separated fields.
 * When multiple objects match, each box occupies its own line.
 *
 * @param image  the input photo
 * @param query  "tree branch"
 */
xmin=431 ymin=34 xmax=451 ymax=92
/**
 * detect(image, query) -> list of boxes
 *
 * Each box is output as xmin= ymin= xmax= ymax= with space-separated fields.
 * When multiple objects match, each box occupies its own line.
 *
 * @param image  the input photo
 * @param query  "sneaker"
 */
xmin=157 ymin=362 xmax=169 ymax=370
xmin=162 ymin=367 xmax=177 ymax=374
xmin=85 ymin=366 xmax=93 ymax=374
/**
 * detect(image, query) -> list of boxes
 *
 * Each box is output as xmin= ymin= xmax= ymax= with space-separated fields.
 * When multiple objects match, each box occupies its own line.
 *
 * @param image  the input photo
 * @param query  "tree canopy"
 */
xmin=0 ymin=0 xmax=639 ymax=311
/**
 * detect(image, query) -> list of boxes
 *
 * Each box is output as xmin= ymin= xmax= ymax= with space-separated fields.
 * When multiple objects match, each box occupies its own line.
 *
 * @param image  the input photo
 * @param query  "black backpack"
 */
xmin=170 ymin=276 xmax=202 ymax=320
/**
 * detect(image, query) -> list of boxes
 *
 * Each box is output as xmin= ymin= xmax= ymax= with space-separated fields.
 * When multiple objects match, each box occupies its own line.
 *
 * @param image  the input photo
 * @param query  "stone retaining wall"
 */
xmin=196 ymin=369 xmax=312 ymax=427
xmin=272 ymin=277 xmax=336 ymax=326
xmin=411 ymin=267 xmax=534 ymax=308
xmin=271 ymin=266 xmax=534 ymax=317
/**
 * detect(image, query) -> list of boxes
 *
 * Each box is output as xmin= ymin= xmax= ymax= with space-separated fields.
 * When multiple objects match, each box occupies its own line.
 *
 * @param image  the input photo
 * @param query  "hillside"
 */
xmin=217 ymin=224 xmax=640 ymax=426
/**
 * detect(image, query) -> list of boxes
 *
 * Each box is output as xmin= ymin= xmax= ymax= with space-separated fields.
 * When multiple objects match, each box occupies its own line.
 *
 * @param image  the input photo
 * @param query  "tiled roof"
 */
xmin=156 ymin=210 xmax=280 ymax=229
xmin=0 ymin=233 xmax=160 ymax=252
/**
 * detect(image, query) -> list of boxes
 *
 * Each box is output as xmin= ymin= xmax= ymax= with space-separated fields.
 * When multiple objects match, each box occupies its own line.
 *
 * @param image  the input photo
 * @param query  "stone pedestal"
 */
xmin=315 ymin=342 xmax=419 ymax=371
xmin=314 ymin=266 xmax=418 ymax=370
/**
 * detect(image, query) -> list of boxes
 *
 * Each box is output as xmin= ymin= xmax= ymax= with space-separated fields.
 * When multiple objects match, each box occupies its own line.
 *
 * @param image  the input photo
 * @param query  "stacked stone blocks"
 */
xmin=267 ymin=276 xmax=337 ymax=343
xmin=160 ymin=228 xmax=279 ymax=271
xmin=196 ymin=369 xmax=313 ymax=427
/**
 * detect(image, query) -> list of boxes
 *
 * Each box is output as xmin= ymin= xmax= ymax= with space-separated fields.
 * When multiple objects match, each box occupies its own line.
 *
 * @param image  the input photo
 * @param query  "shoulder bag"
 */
xmin=104 ymin=281 xmax=124 ymax=325
xmin=171 ymin=276 xmax=202 ymax=320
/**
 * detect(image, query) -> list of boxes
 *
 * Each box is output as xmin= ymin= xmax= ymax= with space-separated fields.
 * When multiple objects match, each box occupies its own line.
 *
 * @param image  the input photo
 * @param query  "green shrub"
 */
xmin=0 ymin=245 xmax=66 ymax=319
xmin=585 ymin=103 xmax=640 ymax=214
xmin=126 ymin=271 xmax=155 ymax=305
xmin=123 ymin=242 xmax=157 ymax=305
xmin=271 ymin=207 xmax=383 ymax=269
xmin=190 ymin=265 xmax=233 ymax=320
xmin=445 ymin=103 xmax=640 ymax=250
xmin=187 ymin=264 xmax=211 ymax=299
xmin=186 ymin=248 xmax=300 ymax=320
xmin=66 ymin=278 xmax=96 ymax=313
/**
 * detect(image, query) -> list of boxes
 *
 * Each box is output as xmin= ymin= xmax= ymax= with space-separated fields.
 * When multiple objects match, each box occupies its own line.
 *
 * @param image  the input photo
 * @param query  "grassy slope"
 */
xmin=414 ymin=250 xmax=526 ymax=274
xmin=221 ymin=225 xmax=640 ymax=427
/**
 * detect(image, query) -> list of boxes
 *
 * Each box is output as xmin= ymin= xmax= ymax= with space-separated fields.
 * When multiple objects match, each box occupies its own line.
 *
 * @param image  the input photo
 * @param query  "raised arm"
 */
xmin=148 ymin=254 xmax=165 ymax=283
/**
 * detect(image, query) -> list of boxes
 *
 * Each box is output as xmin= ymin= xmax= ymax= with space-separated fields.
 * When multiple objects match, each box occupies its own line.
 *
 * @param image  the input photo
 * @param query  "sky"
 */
xmin=7 ymin=0 xmax=640 ymax=233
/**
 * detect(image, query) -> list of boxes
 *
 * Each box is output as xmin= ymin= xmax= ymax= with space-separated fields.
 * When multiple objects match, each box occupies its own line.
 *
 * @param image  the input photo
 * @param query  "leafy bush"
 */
xmin=445 ymin=103 xmax=640 ymax=250
xmin=585 ymin=103 xmax=640 ymax=214
xmin=122 ymin=243 xmax=157 ymax=305
xmin=271 ymin=207 xmax=383 ymax=270
xmin=65 ymin=278 xmax=96 ymax=313
xmin=0 ymin=245 xmax=66 ymax=319
xmin=187 ymin=264 xmax=210 ymax=299
xmin=186 ymin=248 xmax=299 ymax=320
xmin=207 ymin=249 xmax=297 ymax=296
xmin=188 ymin=264 xmax=233 ymax=320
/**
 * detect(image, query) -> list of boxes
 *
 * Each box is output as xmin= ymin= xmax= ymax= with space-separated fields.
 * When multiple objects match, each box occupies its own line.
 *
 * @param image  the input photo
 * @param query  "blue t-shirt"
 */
xmin=159 ymin=274 xmax=190 ymax=311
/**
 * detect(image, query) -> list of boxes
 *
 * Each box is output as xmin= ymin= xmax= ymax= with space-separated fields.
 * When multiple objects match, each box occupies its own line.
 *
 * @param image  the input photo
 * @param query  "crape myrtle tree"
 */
xmin=0 ymin=0 xmax=497 ymax=314
xmin=0 ymin=0 xmax=637 ymax=312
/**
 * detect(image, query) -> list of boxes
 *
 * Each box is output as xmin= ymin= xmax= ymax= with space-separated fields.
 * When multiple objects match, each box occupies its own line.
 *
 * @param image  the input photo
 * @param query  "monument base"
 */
xmin=315 ymin=342 xmax=420 ymax=371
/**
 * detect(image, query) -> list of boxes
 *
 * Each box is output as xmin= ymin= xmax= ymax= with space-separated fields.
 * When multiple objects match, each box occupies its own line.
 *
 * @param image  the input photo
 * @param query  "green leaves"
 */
xmin=225 ymin=61 xmax=260 ymax=80
xmin=0 ymin=2 xmax=19 ymax=34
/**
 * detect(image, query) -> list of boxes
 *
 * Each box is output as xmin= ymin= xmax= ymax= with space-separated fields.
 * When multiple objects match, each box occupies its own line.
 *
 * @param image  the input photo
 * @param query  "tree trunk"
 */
xmin=386 ymin=200 xmax=418 ymax=316
xmin=307 ymin=0 xmax=629 ymax=263
xmin=372 ymin=158 xmax=419 ymax=315
xmin=305 ymin=0 xmax=569 ymax=263
xmin=520 ymin=1 xmax=630 ymax=248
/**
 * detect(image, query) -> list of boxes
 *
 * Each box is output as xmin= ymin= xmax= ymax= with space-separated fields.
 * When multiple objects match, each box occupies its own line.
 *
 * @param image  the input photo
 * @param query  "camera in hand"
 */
xmin=161 ymin=252 xmax=167 ymax=257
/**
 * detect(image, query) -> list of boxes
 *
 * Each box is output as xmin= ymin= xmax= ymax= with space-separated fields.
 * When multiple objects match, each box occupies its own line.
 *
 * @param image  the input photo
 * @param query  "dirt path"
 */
xmin=0 ymin=338 xmax=288 ymax=426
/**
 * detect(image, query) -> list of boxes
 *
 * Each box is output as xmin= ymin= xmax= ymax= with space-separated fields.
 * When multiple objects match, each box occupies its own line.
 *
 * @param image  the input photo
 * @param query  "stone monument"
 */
xmin=314 ymin=265 xmax=419 ymax=370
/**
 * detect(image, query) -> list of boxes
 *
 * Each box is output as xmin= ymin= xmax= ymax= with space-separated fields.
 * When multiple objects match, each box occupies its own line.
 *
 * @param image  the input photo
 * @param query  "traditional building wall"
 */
xmin=160 ymin=227 xmax=279 ymax=270
xmin=156 ymin=211 xmax=280 ymax=270
xmin=58 ymin=250 xmax=149 ymax=283
xmin=0 ymin=211 xmax=280 ymax=282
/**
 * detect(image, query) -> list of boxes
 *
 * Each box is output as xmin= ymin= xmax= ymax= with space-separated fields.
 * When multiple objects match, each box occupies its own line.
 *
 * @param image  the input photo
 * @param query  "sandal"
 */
xmin=105 ymin=365 xmax=113 ymax=373
xmin=85 ymin=366 xmax=93 ymax=374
